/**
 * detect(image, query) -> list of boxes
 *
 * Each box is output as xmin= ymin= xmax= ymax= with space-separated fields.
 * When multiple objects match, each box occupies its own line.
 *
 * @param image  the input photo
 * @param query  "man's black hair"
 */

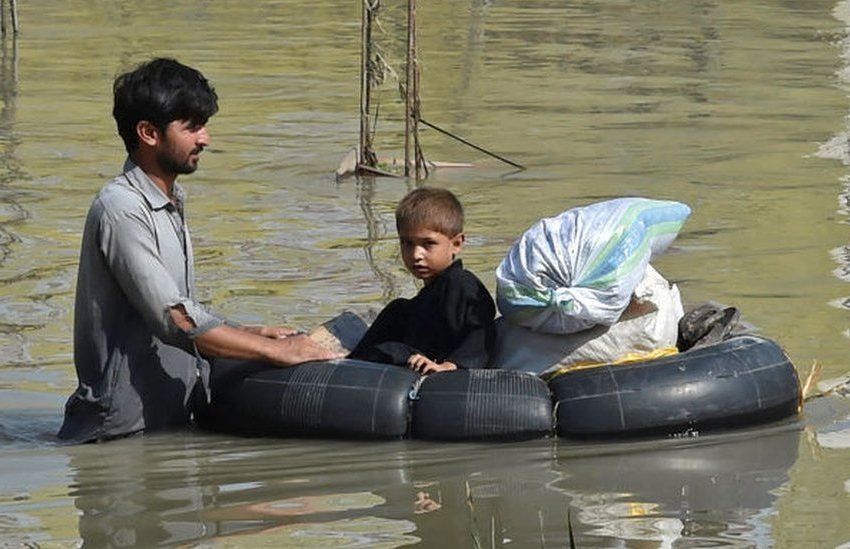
xmin=112 ymin=57 xmax=219 ymax=153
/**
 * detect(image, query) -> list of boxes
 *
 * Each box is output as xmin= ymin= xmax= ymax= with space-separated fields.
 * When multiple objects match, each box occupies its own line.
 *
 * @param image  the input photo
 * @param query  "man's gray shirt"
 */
xmin=58 ymin=160 xmax=225 ymax=442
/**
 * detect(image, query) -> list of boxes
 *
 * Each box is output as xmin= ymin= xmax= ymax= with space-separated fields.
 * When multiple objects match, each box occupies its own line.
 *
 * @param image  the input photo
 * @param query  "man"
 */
xmin=58 ymin=58 xmax=341 ymax=443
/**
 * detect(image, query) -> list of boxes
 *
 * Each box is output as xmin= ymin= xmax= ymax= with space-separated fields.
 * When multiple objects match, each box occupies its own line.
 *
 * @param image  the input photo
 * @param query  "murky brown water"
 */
xmin=3 ymin=0 xmax=850 ymax=546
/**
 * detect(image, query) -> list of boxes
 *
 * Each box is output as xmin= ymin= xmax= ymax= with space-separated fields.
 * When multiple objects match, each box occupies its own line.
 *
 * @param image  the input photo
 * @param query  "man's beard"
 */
xmin=156 ymin=148 xmax=200 ymax=176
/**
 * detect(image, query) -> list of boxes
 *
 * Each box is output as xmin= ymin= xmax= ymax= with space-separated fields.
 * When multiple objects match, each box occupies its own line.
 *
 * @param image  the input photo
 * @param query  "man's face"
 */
xmin=398 ymin=225 xmax=464 ymax=284
xmin=155 ymin=119 xmax=210 ymax=176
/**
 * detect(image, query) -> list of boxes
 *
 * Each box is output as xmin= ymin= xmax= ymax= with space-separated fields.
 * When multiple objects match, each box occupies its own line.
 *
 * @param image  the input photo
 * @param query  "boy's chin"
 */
xmin=408 ymin=267 xmax=431 ymax=279
xmin=411 ymin=272 xmax=435 ymax=283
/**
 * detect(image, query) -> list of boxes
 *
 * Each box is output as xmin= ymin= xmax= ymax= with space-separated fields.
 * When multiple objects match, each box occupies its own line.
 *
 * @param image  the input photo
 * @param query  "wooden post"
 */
xmin=411 ymin=0 xmax=427 ymax=180
xmin=410 ymin=0 xmax=420 ymax=180
xmin=10 ymin=0 xmax=17 ymax=34
xmin=1 ymin=0 xmax=20 ymax=35
xmin=404 ymin=0 xmax=414 ymax=177
xmin=359 ymin=0 xmax=369 ymax=166
xmin=406 ymin=0 xmax=427 ymax=180
xmin=359 ymin=0 xmax=377 ymax=168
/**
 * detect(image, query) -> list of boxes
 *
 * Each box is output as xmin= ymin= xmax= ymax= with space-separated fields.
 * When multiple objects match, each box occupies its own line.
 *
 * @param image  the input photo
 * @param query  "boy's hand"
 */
xmin=407 ymin=354 xmax=458 ymax=374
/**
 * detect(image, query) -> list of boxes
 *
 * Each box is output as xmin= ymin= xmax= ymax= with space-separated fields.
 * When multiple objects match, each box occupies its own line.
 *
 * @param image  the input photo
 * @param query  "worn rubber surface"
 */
xmin=549 ymin=335 xmax=802 ymax=438
xmin=201 ymin=358 xmax=419 ymax=439
xmin=201 ymin=335 xmax=799 ymax=441
xmin=412 ymin=369 xmax=554 ymax=441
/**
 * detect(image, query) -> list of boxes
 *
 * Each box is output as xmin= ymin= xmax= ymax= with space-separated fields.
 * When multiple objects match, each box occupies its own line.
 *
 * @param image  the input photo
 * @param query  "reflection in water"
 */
xmin=356 ymin=176 xmax=401 ymax=303
xmin=66 ymin=434 xmax=421 ymax=547
xmin=0 ymin=31 xmax=33 ymax=370
xmin=0 ymin=32 xmax=21 ymax=264
xmin=61 ymin=427 xmax=799 ymax=547
xmin=555 ymin=427 xmax=799 ymax=547
xmin=447 ymin=0 xmax=490 ymax=127
xmin=822 ymin=1 xmax=850 ymax=349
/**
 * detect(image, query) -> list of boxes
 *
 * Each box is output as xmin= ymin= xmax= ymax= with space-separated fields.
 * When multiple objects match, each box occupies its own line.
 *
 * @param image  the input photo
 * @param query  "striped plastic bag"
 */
xmin=496 ymin=197 xmax=691 ymax=334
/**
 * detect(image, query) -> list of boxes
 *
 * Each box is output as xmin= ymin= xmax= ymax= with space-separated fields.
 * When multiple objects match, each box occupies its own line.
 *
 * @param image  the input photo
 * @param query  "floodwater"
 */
xmin=2 ymin=0 xmax=850 ymax=546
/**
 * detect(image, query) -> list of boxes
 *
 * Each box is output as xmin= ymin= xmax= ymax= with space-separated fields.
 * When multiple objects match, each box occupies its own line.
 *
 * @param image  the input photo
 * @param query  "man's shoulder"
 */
xmin=91 ymin=175 xmax=145 ymax=213
xmin=83 ymin=177 xmax=154 ymax=235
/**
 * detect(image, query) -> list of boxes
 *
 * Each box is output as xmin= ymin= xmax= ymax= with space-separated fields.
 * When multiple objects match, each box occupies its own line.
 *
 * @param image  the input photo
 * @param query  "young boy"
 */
xmin=349 ymin=187 xmax=496 ymax=374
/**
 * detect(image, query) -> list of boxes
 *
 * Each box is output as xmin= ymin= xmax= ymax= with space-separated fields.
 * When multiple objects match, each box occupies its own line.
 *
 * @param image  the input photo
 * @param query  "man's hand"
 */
xmin=264 ymin=333 xmax=344 ymax=366
xmin=186 ymin=319 xmax=344 ymax=368
xmin=407 ymin=354 xmax=458 ymax=374
xmin=243 ymin=325 xmax=302 ymax=339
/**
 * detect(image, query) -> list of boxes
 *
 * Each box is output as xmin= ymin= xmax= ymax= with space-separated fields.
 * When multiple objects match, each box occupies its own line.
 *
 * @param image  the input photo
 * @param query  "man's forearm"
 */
xmin=195 ymin=324 xmax=343 ymax=366
xmin=171 ymin=306 xmax=342 ymax=366
xmin=194 ymin=324 xmax=277 ymax=362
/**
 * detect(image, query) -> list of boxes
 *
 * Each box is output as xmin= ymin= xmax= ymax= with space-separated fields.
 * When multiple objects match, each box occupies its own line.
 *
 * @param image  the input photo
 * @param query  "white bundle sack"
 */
xmin=496 ymin=197 xmax=691 ymax=334
xmin=492 ymin=264 xmax=684 ymax=376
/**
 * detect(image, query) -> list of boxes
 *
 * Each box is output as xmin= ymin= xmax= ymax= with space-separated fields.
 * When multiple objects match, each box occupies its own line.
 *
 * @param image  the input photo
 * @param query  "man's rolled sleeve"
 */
xmin=173 ymin=298 xmax=225 ymax=339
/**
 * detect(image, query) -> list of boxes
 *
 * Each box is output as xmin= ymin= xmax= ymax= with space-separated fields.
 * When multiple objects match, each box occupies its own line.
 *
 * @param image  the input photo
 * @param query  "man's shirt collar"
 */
xmin=121 ymin=158 xmax=186 ymax=211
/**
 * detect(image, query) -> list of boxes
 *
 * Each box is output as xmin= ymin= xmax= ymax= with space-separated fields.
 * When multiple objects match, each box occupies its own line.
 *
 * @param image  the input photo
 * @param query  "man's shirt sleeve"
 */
xmin=97 ymin=199 xmax=224 ymax=348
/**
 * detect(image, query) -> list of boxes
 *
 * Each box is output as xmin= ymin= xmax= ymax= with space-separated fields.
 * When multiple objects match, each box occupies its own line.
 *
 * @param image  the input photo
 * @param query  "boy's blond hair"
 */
xmin=395 ymin=187 xmax=464 ymax=237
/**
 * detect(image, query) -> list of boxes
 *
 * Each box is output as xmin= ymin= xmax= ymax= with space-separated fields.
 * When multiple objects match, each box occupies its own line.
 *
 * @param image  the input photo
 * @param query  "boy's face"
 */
xmin=398 ymin=225 xmax=464 ymax=283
